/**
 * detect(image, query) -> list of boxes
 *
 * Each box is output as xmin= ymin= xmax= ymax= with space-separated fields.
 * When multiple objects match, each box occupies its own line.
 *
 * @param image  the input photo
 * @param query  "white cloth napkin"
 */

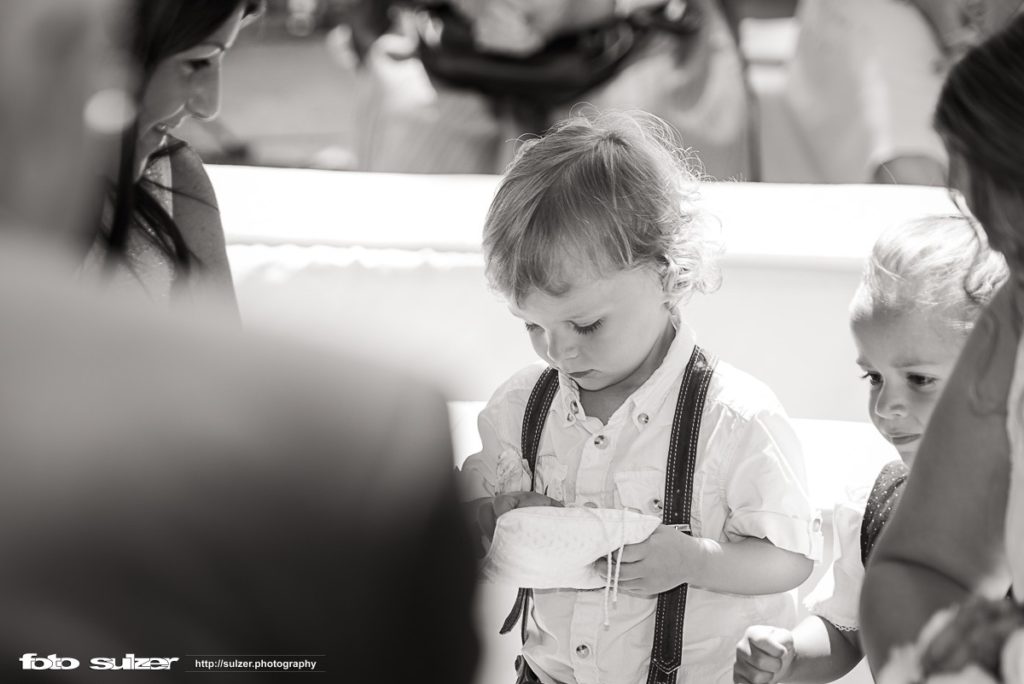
xmin=482 ymin=506 xmax=662 ymax=589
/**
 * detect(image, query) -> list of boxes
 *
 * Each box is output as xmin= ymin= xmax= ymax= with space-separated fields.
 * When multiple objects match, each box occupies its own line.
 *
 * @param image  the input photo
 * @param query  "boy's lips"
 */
xmin=567 ymin=369 xmax=594 ymax=379
xmin=887 ymin=433 xmax=921 ymax=446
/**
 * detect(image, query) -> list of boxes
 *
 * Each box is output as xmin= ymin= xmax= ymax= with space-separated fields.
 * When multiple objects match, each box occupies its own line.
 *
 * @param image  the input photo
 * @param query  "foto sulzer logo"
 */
xmin=21 ymin=655 xmax=79 ymax=670
xmin=21 ymin=653 xmax=179 ymax=670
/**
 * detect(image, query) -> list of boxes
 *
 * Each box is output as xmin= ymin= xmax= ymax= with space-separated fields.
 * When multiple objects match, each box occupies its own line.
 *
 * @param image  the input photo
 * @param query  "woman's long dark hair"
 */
xmin=105 ymin=0 xmax=262 ymax=277
xmin=934 ymin=13 xmax=1024 ymax=266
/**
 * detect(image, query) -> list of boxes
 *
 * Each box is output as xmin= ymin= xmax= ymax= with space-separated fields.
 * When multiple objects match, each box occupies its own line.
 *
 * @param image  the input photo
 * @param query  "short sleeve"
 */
xmin=457 ymin=366 xmax=543 ymax=501
xmin=805 ymin=498 xmax=867 ymax=631
xmin=722 ymin=409 xmax=824 ymax=561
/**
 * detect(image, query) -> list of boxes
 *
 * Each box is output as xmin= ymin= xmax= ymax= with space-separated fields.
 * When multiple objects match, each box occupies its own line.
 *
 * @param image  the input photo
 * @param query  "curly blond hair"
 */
xmin=482 ymin=111 xmax=722 ymax=307
xmin=851 ymin=215 xmax=1008 ymax=334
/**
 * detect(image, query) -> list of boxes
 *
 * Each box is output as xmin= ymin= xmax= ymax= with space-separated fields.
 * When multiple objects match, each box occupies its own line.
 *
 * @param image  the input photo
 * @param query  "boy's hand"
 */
xmin=592 ymin=524 xmax=702 ymax=596
xmin=475 ymin=492 xmax=563 ymax=542
xmin=733 ymin=626 xmax=796 ymax=684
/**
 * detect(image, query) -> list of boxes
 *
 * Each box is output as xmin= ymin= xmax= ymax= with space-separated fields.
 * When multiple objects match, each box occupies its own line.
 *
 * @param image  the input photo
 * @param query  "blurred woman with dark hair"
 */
xmin=860 ymin=14 xmax=1024 ymax=674
xmin=81 ymin=0 xmax=263 ymax=317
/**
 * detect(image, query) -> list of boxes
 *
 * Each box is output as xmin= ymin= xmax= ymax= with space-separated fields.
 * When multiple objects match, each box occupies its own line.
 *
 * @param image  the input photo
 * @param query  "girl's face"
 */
xmin=510 ymin=266 xmax=674 ymax=395
xmin=134 ymin=6 xmax=245 ymax=177
xmin=851 ymin=307 xmax=965 ymax=466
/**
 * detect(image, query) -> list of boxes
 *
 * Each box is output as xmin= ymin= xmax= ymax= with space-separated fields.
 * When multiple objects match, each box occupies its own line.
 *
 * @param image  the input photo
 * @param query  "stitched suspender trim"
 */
xmin=648 ymin=346 xmax=717 ymax=684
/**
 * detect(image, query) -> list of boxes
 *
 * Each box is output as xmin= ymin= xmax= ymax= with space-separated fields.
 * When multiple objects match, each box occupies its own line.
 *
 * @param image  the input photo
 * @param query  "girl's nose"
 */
xmin=185 ymin=68 xmax=222 ymax=121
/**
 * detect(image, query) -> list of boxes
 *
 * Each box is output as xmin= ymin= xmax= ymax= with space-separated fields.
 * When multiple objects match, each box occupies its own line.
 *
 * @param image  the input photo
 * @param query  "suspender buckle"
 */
xmin=669 ymin=523 xmax=691 ymax=534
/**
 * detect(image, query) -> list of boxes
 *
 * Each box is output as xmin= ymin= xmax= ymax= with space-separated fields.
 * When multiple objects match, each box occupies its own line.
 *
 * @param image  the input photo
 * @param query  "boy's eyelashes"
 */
xmin=907 ymin=373 xmax=938 ymax=388
xmin=858 ymin=370 xmax=940 ymax=388
xmin=859 ymin=371 xmax=882 ymax=387
xmin=523 ymin=320 xmax=604 ymax=335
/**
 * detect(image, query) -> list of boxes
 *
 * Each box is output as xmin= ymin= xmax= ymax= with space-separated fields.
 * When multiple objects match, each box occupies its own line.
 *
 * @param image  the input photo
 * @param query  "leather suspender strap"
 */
xmin=500 ymin=367 xmax=560 ymax=640
xmin=647 ymin=345 xmax=717 ymax=684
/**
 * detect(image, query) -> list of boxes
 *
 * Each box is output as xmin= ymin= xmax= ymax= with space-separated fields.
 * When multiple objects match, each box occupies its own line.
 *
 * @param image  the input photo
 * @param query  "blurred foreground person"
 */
xmin=0 ymin=2 xmax=478 ymax=682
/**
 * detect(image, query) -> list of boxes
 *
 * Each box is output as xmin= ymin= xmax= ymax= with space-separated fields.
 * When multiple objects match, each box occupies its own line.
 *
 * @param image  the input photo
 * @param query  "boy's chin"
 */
xmin=895 ymin=445 xmax=917 ymax=468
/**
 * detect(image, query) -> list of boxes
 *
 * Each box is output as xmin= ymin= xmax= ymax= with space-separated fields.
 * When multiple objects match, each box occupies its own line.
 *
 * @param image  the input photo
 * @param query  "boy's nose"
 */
xmin=545 ymin=332 xmax=578 ymax=365
xmin=874 ymin=387 xmax=908 ymax=420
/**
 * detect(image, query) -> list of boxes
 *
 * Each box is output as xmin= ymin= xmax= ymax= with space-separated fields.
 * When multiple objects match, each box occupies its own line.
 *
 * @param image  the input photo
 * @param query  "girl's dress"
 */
xmin=79 ymin=154 xmax=177 ymax=304
xmin=460 ymin=315 xmax=822 ymax=684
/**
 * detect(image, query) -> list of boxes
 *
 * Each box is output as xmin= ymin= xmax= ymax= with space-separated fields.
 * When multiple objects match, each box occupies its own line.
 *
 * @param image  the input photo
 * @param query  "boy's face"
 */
xmin=851 ymin=307 xmax=965 ymax=466
xmin=510 ymin=267 xmax=674 ymax=395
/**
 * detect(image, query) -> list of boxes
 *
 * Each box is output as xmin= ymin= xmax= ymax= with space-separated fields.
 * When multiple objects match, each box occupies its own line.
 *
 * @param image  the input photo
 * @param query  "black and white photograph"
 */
xmin=1 ymin=1 xmax=1023 ymax=683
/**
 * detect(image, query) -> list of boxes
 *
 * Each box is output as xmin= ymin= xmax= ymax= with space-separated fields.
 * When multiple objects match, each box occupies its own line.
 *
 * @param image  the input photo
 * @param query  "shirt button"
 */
xmin=638 ymin=413 xmax=650 ymax=425
xmin=567 ymin=412 xmax=575 ymax=422
xmin=570 ymin=400 xmax=580 ymax=415
xmin=575 ymin=644 xmax=590 ymax=658
xmin=652 ymin=498 xmax=663 ymax=511
xmin=583 ymin=501 xmax=598 ymax=509
xmin=593 ymin=435 xmax=607 ymax=448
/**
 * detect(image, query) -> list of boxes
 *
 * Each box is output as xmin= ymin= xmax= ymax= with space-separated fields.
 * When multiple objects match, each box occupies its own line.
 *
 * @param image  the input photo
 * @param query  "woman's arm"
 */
xmin=860 ymin=283 xmax=1020 ymax=674
xmin=169 ymin=144 xmax=240 ymax=321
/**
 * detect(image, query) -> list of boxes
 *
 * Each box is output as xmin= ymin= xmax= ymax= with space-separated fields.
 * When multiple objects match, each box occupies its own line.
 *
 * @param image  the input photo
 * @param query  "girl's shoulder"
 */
xmin=167 ymin=139 xmax=217 ymax=207
xmin=164 ymin=140 xmax=225 ymax=257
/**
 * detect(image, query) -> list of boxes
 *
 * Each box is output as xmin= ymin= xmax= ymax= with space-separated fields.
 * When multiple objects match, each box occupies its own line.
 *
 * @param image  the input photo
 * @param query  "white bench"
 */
xmin=215 ymin=165 xmax=956 ymax=422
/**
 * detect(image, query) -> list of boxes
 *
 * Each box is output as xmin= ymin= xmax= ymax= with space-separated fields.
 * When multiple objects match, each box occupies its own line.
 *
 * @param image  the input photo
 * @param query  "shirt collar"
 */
xmin=554 ymin=308 xmax=697 ymax=429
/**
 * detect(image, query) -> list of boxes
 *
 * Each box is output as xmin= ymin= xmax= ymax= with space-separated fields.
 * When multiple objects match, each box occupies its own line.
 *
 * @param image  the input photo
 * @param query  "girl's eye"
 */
xmin=908 ymin=374 xmax=938 ymax=388
xmin=572 ymin=320 xmax=603 ymax=335
xmin=524 ymin=322 xmax=541 ymax=333
xmin=860 ymin=371 xmax=882 ymax=387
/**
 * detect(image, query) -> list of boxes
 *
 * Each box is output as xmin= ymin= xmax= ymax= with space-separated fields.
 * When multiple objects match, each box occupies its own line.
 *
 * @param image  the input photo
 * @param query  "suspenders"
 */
xmin=501 ymin=346 xmax=718 ymax=684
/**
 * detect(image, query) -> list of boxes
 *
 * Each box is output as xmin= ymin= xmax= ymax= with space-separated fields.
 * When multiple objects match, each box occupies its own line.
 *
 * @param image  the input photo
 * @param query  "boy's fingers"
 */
xmin=744 ymin=645 xmax=782 ymax=674
xmin=619 ymin=542 xmax=647 ymax=563
xmin=733 ymin=660 xmax=774 ymax=684
xmin=750 ymin=633 xmax=787 ymax=659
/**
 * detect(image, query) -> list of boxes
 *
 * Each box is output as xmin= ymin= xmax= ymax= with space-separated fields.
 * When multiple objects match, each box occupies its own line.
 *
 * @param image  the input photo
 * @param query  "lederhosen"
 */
xmin=503 ymin=346 xmax=717 ymax=684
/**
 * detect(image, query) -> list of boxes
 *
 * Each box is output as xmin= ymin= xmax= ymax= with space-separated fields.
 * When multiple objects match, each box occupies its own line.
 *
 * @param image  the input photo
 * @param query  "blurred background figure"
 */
xmin=785 ymin=0 xmax=1024 ymax=185
xmin=0 ymin=2 xmax=479 ymax=681
xmin=79 ymin=0 xmax=266 ymax=317
xmin=346 ymin=0 xmax=754 ymax=180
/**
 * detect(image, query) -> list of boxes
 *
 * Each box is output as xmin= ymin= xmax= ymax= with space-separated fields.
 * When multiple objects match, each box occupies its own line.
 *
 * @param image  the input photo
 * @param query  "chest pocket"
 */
xmin=613 ymin=470 xmax=666 ymax=519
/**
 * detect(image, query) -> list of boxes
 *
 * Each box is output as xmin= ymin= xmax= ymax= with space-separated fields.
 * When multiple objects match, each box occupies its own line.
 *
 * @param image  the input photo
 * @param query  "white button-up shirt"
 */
xmin=461 ymin=322 xmax=823 ymax=684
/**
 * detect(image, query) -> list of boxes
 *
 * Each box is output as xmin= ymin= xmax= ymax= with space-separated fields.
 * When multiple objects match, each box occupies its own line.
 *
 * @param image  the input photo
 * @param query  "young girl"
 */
xmin=733 ymin=215 xmax=1008 ymax=684
xmin=460 ymin=112 xmax=822 ymax=684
